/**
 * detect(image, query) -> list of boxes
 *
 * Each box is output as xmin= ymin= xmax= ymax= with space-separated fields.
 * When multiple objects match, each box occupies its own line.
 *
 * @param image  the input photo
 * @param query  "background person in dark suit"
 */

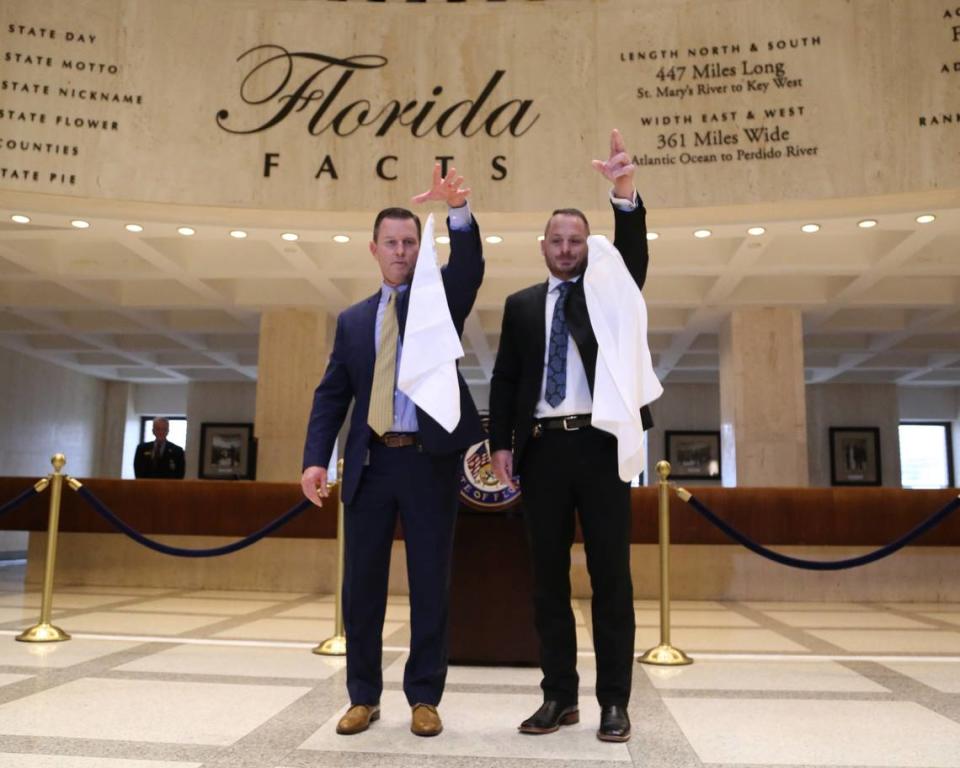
xmin=133 ymin=417 xmax=186 ymax=479
xmin=489 ymin=129 xmax=651 ymax=744
xmin=300 ymin=164 xmax=484 ymax=738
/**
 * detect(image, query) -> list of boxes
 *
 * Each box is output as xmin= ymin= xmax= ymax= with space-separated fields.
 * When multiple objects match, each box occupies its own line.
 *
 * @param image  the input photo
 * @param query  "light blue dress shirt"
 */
xmin=375 ymin=202 xmax=474 ymax=433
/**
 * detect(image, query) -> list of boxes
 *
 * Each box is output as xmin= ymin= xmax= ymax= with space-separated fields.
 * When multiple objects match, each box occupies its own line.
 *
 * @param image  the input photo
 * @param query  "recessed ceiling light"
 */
xmin=11 ymin=214 xmax=30 ymax=224
xmin=281 ymin=232 xmax=299 ymax=242
xmin=125 ymin=223 xmax=143 ymax=233
xmin=747 ymin=226 xmax=766 ymax=236
xmin=646 ymin=231 xmax=659 ymax=241
xmin=229 ymin=230 xmax=247 ymax=239
xmin=332 ymin=234 xmax=350 ymax=243
xmin=857 ymin=219 xmax=877 ymax=229
xmin=916 ymin=214 xmax=936 ymax=224
xmin=177 ymin=226 xmax=195 ymax=236
xmin=485 ymin=235 xmax=503 ymax=244
xmin=693 ymin=229 xmax=712 ymax=239
xmin=71 ymin=219 xmax=90 ymax=229
xmin=435 ymin=235 xmax=450 ymax=245
xmin=801 ymin=223 xmax=820 ymax=233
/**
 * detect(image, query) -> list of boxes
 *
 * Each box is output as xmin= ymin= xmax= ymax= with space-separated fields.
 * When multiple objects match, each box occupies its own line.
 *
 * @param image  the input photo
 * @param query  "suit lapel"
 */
xmin=531 ymin=282 xmax=548 ymax=365
xmin=359 ymin=291 xmax=380 ymax=375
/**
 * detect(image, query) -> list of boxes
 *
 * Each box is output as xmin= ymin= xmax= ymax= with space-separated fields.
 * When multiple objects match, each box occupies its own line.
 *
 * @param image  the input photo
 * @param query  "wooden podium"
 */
xmin=448 ymin=504 xmax=540 ymax=666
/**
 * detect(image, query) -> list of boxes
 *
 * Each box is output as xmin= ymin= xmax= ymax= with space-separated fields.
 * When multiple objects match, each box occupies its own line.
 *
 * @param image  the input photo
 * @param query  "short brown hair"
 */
xmin=544 ymin=208 xmax=591 ymax=237
xmin=373 ymin=207 xmax=421 ymax=242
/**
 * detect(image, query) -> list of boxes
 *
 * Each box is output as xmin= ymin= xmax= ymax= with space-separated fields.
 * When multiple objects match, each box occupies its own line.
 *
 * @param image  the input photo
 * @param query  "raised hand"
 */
xmin=591 ymin=128 xmax=636 ymax=200
xmin=411 ymin=162 xmax=472 ymax=208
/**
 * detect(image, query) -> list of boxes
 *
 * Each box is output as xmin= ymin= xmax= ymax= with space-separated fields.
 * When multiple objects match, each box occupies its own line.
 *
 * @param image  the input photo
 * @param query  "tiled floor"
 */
xmin=1 ymin=563 xmax=959 ymax=767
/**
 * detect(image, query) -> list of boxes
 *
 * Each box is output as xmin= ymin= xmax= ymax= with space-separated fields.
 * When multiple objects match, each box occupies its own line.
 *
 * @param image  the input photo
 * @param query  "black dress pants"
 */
xmin=518 ymin=425 xmax=635 ymax=707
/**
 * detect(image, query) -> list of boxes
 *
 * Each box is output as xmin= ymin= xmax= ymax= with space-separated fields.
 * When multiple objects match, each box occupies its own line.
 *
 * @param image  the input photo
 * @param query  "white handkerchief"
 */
xmin=397 ymin=213 xmax=464 ymax=433
xmin=584 ymin=235 xmax=663 ymax=481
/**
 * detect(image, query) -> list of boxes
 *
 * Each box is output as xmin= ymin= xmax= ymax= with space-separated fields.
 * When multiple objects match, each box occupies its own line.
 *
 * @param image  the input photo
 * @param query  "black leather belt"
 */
xmin=372 ymin=432 xmax=419 ymax=448
xmin=532 ymin=414 xmax=592 ymax=436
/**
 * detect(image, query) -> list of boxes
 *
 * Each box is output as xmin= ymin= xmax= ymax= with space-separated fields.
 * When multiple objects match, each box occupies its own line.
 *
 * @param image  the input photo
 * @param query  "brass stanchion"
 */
xmin=638 ymin=460 xmax=691 ymax=666
xmin=17 ymin=454 xmax=73 ymax=643
xmin=314 ymin=458 xmax=346 ymax=656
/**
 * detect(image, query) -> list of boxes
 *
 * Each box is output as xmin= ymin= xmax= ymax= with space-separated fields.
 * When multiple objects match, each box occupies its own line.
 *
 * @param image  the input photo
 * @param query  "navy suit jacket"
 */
xmin=303 ymin=216 xmax=485 ymax=505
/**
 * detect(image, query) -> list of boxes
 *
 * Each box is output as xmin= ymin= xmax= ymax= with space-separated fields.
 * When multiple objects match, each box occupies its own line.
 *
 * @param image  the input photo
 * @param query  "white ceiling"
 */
xmin=1 ymin=189 xmax=959 ymax=388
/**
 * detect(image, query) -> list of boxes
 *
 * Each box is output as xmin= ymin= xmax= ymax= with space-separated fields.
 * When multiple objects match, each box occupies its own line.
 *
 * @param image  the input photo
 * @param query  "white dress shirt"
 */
xmin=533 ymin=190 xmax=638 ymax=419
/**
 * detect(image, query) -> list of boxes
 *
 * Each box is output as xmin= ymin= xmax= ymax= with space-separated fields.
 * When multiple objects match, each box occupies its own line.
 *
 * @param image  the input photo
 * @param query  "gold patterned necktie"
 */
xmin=368 ymin=290 xmax=398 ymax=435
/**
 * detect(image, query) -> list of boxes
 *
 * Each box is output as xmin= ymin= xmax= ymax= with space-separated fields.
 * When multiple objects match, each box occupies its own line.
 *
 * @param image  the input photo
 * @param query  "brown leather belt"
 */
xmin=533 ymin=414 xmax=592 ymax=435
xmin=372 ymin=432 xmax=419 ymax=448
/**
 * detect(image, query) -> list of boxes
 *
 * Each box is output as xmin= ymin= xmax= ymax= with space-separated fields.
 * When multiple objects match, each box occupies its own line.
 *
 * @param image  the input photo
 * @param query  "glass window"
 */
xmin=141 ymin=416 xmax=188 ymax=449
xmin=899 ymin=422 xmax=954 ymax=489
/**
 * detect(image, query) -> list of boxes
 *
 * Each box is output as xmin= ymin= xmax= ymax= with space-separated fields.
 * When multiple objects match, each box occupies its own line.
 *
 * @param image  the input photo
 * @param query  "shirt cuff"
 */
xmin=609 ymin=188 xmax=639 ymax=212
xmin=447 ymin=200 xmax=473 ymax=231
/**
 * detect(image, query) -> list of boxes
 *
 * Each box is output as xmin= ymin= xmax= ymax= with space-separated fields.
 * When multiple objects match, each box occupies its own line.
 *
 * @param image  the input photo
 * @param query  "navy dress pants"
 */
xmin=342 ymin=442 xmax=460 ymax=706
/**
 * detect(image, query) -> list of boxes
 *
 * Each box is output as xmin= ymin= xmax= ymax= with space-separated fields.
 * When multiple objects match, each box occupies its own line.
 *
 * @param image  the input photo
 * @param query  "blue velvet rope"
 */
xmin=681 ymin=492 xmax=960 ymax=571
xmin=75 ymin=485 xmax=314 ymax=558
xmin=0 ymin=485 xmax=39 ymax=519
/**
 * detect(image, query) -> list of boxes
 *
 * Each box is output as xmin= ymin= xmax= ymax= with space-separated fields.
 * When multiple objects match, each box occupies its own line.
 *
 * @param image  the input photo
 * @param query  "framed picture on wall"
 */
xmin=665 ymin=431 xmax=721 ymax=480
xmin=199 ymin=422 xmax=255 ymax=480
xmin=829 ymin=427 xmax=881 ymax=486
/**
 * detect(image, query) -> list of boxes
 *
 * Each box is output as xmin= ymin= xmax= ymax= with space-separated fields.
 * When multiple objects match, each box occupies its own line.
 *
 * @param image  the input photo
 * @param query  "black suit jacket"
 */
xmin=302 ymin=216 xmax=485 ymax=505
xmin=489 ymin=201 xmax=653 ymax=467
xmin=134 ymin=440 xmax=186 ymax=479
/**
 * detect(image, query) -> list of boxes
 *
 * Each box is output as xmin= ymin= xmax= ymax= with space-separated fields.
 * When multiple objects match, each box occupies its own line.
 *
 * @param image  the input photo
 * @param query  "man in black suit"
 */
xmin=300 ymin=164 xmax=484 ymax=737
xmin=490 ymin=129 xmax=651 ymax=743
xmin=133 ymin=417 xmax=186 ymax=479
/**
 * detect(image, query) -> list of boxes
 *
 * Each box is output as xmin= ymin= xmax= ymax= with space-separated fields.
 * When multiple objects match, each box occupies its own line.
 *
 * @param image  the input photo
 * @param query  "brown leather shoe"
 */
xmin=410 ymin=703 xmax=443 ymax=737
xmin=336 ymin=704 xmax=380 ymax=735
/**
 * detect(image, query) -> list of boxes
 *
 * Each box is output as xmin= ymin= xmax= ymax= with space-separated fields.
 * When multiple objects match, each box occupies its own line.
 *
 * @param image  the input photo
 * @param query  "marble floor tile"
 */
xmin=274 ymin=602 xmax=408 ymax=621
xmin=61 ymin=611 xmax=226 ymax=636
xmin=382 ymin=654 xmax=597 ymax=689
xmin=807 ymin=629 xmax=960 ymax=653
xmin=180 ymin=589 xmax=310 ymax=601
xmin=122 ymin=597 xmax=281 ymax=616
xmin=881 ymin=661 xmax=960 ymax=693
xmin=635 ymin=609 xmax=758 ymax=628
xmin=885 ymin=602 xmax=960 ymax=612
xmin=0 ymin=593 xmax=134 ymax=610
xmin=213 ymin=618 xmax=336 ymax=642
xmin=0 ymin=757 xmax=202 ymax=768
xmin=643 ymin=659 xmax=888 ymax=692
xmin=763 ymin=610 xmax=933 ymax=629
xmin=743 ymin=601 xmax=877 ymax=611
xmin=664 ymin=698 xmax=960 ymax=766
xmin=0 ymin=677 xmax=311 ymax=745
xmin=576 ymin=624 xmax=593 ymax=650
xmin=212 ymin=618 xmax=404 ymax=643
xmin=299 ymin=690 xmax=631 ymax=762
xmin=116 ymin=643 xmax=345 ymax=680
xmin=921 ymin=612 xmax=960 ymax=626
xmin=0 ymin=606 xmax=62 ymax=624
xmin=0 ymin=638 xmax=141 ymax=669
xmin=635 ymin=626 xmax=809 ymax=653
xmin=47 ymin=586 xmax=172 ymax=596
xmin=0 ymin=673 xmax=32 ymax=688
xmin=633 ymin=600 xmax=727 ymax=610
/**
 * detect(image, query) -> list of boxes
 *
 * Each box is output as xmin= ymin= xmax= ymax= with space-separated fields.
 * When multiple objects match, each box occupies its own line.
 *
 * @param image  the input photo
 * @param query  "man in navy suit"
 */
xmin=301 ymin=165 xmax=484 ymax=737
xmin=133 ymin=417 xmax=185 ymax=479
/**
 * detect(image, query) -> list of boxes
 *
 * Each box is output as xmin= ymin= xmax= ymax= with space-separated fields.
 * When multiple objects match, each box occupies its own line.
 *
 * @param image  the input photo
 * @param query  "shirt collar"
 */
xmin=380 ymin=282 xmax=409 ymax=300
xmin=547 ymin=274 xmax=581 ymax=292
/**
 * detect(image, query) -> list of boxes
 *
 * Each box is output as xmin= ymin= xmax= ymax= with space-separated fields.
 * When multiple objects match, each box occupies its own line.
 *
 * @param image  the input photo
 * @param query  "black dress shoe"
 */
xmin=597 ymin=704 xmax=631 ymax=742
xmin=518 ymin=701 xmax=580 ymax=734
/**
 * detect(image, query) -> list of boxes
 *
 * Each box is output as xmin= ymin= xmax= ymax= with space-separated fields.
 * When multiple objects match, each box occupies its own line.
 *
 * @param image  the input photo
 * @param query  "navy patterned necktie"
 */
xmin=545 ymin=281 xmax=572 ymax=407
